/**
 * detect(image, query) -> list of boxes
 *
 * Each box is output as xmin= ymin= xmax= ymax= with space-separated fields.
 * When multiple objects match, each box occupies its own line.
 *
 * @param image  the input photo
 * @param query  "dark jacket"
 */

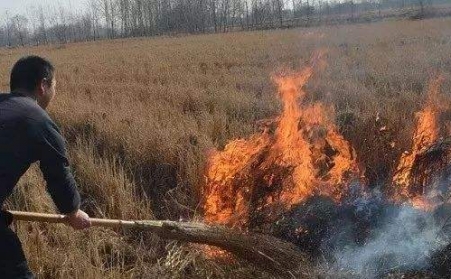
xmin=0 ymin=92 xmax=80 ymax=214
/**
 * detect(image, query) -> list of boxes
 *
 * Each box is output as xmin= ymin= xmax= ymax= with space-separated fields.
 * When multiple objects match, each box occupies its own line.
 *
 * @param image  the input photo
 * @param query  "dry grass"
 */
xmin=0 ymin=17 xmax=451 ymax=278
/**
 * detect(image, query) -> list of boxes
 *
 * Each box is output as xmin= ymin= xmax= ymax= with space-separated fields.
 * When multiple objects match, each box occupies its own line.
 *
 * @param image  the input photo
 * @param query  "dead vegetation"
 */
xmin=0 ymin=17 xmax=451 ymax=278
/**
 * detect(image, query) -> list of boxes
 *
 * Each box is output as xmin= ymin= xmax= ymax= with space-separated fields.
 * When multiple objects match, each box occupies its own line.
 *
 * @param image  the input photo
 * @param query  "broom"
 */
xmin=9 ymin=211 xmax=312 ymax=278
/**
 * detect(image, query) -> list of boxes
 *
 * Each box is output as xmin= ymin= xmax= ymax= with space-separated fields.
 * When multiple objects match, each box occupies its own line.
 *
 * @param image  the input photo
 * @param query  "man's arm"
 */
xmin=36 ymin=119 xmax=79 ymax=213
xmin=33 ymin=117 xmax=90 ymax=229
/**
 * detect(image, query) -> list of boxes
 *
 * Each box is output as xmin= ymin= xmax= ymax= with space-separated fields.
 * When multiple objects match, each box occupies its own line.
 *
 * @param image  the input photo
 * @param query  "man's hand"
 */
xmin=65 ymin=209 xmax=91 ymax=230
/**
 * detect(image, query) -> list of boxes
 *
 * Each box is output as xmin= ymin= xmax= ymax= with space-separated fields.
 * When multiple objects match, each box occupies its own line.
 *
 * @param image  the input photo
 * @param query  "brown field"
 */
xmin=1 ymin=17 xmax=451 ymax=278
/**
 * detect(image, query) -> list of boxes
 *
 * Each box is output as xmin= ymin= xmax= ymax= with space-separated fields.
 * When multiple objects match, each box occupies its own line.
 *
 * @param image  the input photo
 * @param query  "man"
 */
xmin=0 ymin=56 xmax=91 ymax=278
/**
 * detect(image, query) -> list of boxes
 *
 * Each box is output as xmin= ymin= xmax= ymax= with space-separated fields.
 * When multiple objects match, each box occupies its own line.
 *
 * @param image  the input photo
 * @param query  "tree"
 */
xmin=37 ymin=6 xmax=49 ymax=45
xmin=90 ymin=0 xmax=100 ymax=40
xmin=274 ymin=0 xmax=283 ymax=27
xmin=221 ymin=0 xmax=230 ymax=31
xmin=211 ymin=0 xmax=218 ymax=32
xmin=0 ymin=0 xmax=442 ymax=46
xmin=418 ymin=0 xmax=425 ymax=15
xmin=47 ymin=5 xmax=68 ymax=43
xmin=11 ymin=15 xmax=29 ymax=46
xmin=4 ymin=11 xmax=12 ymax=47
xmin=81 ymin=13 xmax=94 ymax=40
xmin=0 ymin=26 xmax=5 ymax=46
xmin=118 ymin=0 xmax=131 ymax=36
xmin=27 ymin=5 xmax=49 ymax=46
xmin=98 ymin=0 xmax=118 ymax=38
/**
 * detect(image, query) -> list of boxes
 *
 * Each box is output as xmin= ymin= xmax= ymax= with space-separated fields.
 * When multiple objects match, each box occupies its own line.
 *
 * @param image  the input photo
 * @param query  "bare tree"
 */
xmin=11 ymin=15 xmax=29 ymax=46
xmin=134 ymin=0 xmax=145 ymax=36
xmin=229 ymin=0 xmax=243 ymax=30
xmin=90 ymin=0 xmax=100 ymax=40
xmin=244 ymin=0 xmax=250 ymax=29
xmin=221 ymin=0 xmax=230 ymax=31
xmin=0 ymin=25 xmax=6 ymax=46
xmin=80 ymin=13 xmax=93 ymax=40
xmin=37 ymin=6 xmax=49 ymax=45
xmin=211 ymin=0 xmax=218 ymax=32
xmin=110 ymin=0 xmax=118 ymax=37
xmin=274 ymin=0 xmax=283 ymax=27
xmin=4 ymin=11 xmax=12 ymax=47
xmin=48 ymin=5 xmax=69 ymax=43
xmin=27 ymin=5 xmax=48 ymax=46
xmin=1 ymin=0 xmax=442 ymax=46
xmin=96 ymin=0 xmax=117 ymax=38
xmin=418 ymin=0 xmax=425 ymax=15
xmin=144 ymin=0 xmax=156 ymax=35
xmin=118 ymin=0 xmax=131 ymax=36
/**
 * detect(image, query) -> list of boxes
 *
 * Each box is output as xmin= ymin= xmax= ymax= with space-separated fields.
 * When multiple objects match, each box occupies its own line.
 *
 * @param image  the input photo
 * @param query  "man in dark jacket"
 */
xmin=0 ymin=56 xmax=91 ymax=278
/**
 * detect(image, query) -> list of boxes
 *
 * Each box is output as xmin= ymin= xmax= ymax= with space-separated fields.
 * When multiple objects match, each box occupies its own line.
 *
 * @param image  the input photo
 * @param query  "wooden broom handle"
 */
xmin=8 ymin=211 xmax=308 ymax=275
xmin=9 ymin=211 xmax=142 ymax=229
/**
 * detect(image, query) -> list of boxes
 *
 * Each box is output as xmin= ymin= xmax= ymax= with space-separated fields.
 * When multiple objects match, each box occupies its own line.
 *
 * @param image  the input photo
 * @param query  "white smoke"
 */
xmin=323 ymin=205 xmax=450 ymax=278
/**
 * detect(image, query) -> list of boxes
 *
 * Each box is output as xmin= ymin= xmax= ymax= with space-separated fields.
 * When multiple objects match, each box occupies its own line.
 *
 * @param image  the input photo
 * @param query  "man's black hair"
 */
xmin=10 ymin=56 xmax=55 ymax=92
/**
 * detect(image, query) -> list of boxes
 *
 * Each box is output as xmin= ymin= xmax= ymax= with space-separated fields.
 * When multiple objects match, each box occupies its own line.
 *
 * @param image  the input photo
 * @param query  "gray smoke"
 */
xmin=322 ymin=205 xmax=450 ymax=278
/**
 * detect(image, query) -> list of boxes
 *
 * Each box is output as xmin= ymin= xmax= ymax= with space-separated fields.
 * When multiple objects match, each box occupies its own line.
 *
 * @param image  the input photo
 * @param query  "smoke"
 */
xmin=322 ymin=199 xmax=450 ymax=278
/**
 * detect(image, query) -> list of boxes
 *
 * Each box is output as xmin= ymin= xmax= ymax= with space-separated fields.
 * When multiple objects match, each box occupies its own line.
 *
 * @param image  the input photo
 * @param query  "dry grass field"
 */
xmin=1 ymin=17 xmax=451 ymax=278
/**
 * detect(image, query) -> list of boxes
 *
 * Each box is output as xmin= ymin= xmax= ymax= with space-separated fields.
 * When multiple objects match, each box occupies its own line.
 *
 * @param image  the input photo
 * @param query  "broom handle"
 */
xmin=8 ymin=211 xmax=307 ymax=275
xmin=9 ymin=211 xmax=140 ymax=229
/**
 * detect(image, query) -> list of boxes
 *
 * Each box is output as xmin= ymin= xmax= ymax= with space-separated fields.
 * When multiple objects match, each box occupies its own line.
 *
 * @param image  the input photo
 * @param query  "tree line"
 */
xmin=0 ymin=0 xmax=446 ymax=47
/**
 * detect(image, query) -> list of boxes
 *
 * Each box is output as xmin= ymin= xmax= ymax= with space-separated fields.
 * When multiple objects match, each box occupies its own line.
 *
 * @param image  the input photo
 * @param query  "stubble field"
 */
xmin=1 ymin=17 xmax=451 ymax=278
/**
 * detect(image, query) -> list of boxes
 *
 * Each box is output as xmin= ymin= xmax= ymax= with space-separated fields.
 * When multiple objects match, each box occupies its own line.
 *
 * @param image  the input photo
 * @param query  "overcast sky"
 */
xmin=0 ymin=0 xmax=86 ymax=16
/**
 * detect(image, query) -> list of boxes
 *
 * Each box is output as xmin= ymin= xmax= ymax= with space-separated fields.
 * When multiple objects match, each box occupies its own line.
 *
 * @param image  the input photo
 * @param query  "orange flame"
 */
xmin=203 ymin=135 xmax=271 ymax=226
xmin=392 ymin=76 xmax=447 ymax=209
xmin=204 ymin=54 xmax=451 ymax=228
xmin=203 ymin=59 xmax=360 ymax=227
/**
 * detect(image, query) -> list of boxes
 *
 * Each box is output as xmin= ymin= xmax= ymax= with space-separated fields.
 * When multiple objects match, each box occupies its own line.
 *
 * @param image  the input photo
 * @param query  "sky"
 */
xmin=0 ymin=0 xmax=87 ymax=16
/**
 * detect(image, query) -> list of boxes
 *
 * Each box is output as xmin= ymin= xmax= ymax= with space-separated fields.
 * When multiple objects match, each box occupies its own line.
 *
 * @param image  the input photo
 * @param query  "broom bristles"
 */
xmin=10 ymin=211 xmax=313 ymax=277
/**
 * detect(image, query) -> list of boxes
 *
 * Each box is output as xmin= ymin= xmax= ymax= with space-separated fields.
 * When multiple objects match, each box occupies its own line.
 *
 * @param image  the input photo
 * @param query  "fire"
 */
xmin=392 ymin=76 xmax=447 ymax=209
xmin=203 ymin=135 xmax=271 ymax=226
xmin=203 ymin=58 xmax=360 ymax=227
xmin=201 ymin=59 xmax=451 ymax=275
xmin=203 ymin=53 xmax=450 ymax=228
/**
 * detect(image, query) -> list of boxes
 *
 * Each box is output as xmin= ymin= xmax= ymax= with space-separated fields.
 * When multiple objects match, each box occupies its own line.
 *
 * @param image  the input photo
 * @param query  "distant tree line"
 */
xmin=0 ymin=0 xmax=447 ymax=47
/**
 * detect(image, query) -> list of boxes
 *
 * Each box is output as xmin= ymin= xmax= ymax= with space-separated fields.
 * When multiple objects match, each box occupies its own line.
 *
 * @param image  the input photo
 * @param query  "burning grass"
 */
xmin=203 ymin=59 xmax=451 ymax=227
xmin=0 ymin=17 xmax=451 ymax=278
xmin=203 ymin=52 xmax=361 ymax=228
xmin=202 ymin=50 xmax=451 ymax=276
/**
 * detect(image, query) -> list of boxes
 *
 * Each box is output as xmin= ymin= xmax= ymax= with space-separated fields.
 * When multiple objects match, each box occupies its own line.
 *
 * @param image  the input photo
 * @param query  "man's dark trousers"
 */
xmin=0 ymin=212 xmax=34 ymax=278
